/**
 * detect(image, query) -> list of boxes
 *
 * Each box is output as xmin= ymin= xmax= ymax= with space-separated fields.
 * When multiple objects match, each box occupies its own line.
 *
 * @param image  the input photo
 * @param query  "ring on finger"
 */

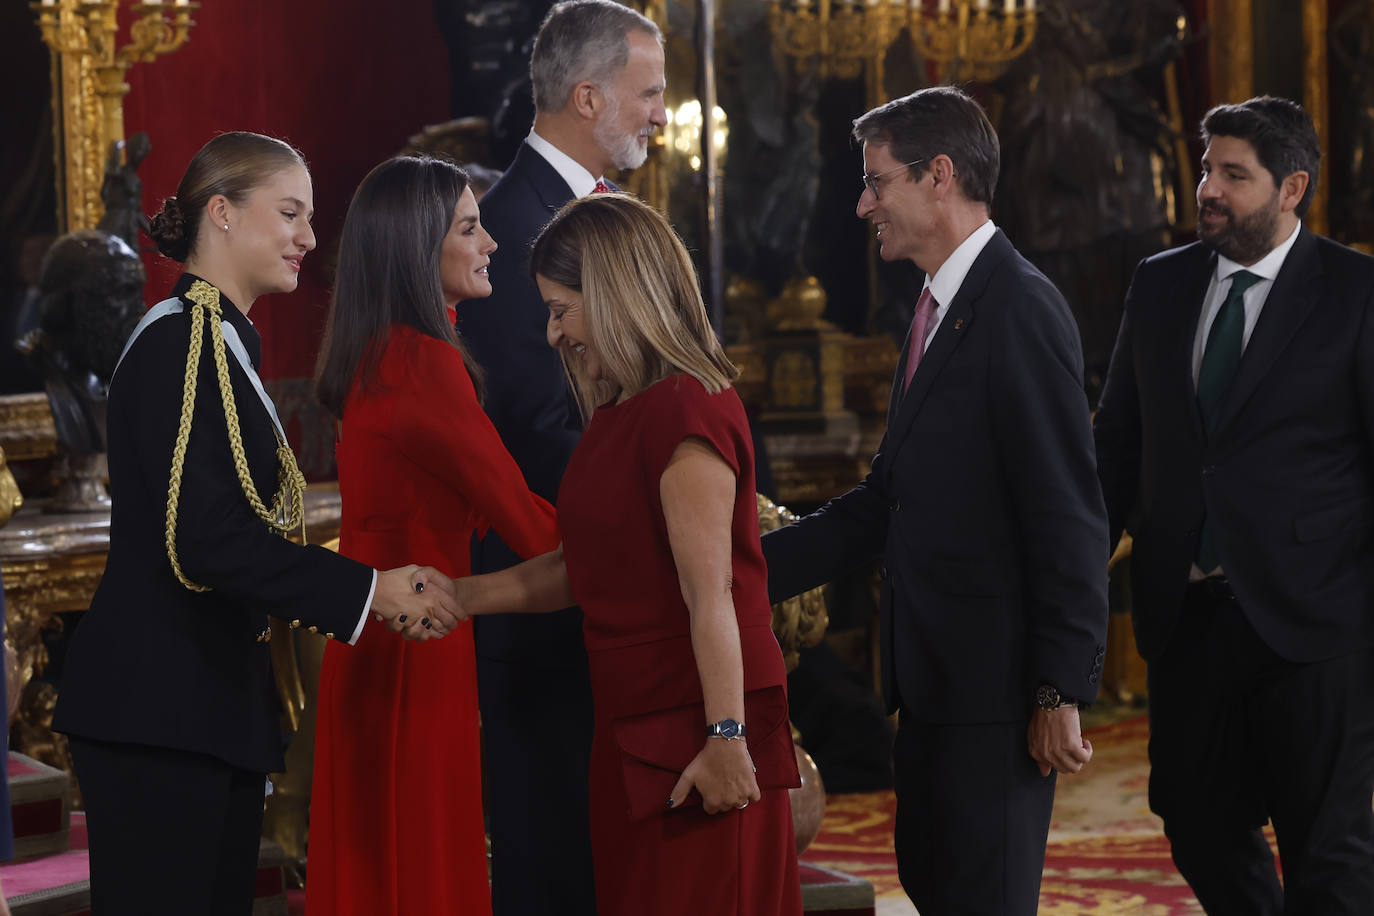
xmin=736 ymin=801 xmax=749 ymax=810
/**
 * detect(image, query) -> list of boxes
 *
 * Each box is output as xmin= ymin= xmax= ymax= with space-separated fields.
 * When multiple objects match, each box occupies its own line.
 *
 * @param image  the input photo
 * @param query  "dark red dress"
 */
xmin=558 ymin=374 xmax=803 ymax=916
xmin=307 ymin=320 xmax=560 ymax=915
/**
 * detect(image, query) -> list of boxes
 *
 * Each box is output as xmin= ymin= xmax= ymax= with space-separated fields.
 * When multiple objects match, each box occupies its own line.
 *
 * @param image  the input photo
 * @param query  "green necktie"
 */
xmin=1195 ymin=269 xmax=1262 ymax=572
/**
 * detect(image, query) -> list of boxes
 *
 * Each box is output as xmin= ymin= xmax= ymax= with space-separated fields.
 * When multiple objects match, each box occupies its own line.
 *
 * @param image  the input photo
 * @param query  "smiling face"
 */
xmin=592 ymin=29 xmax=667 ymax=171
xmin=223 ymin=164 xmax=315 ymax=300
xmin=1196 ymin=135 xmax=1288 ymax=265
xmin=855 ymin=142 xmax=933 ymax=268
xmin=440 ymin=187 xmax=497 ymax=306
xmin=539 ymin=274 xmax=605 ymax=383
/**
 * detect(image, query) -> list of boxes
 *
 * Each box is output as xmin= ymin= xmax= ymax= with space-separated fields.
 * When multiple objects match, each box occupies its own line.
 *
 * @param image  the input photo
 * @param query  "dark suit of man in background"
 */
xmin=1094 ymin=96 xmax=1374 ymax=914
xmin=458 ymin=2 xmax=666 ymax=913
xmin=763 ymin=86 xmax=1109 ymax=915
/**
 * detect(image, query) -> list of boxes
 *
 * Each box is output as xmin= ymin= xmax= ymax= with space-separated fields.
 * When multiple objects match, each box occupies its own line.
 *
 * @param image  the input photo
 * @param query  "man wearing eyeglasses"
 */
xmin=763 ymin=85 xmax=1109 ymax=915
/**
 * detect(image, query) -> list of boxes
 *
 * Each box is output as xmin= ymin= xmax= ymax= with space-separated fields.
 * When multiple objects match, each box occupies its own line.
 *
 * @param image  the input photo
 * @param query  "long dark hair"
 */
xmin=316 ymin=156 xmax=485 ymax=419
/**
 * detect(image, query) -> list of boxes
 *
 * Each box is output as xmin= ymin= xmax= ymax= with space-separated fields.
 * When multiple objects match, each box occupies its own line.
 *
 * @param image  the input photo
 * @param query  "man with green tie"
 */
xmin=1094 ymin=96 xmax=1374 ymax=914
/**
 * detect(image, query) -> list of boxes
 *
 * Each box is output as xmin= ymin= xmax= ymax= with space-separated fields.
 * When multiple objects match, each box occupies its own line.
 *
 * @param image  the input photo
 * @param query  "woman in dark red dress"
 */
xmin=308 ymin=157 xmax=560 ymax=915
xmin=454 ymin=194 xmax=802 ymax=916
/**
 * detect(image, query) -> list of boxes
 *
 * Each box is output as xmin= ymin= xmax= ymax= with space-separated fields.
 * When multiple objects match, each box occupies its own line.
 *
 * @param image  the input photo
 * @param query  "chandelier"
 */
xmin=766 ymin=0 xmax=1038 ymax=84
xmin=910 ymin=0 xmax=1038 ymax=81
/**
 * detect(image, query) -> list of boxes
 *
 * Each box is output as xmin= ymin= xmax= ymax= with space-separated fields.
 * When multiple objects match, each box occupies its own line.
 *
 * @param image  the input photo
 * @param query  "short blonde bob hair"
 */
xmin=529 ymin=193 xmax=737 ymax=417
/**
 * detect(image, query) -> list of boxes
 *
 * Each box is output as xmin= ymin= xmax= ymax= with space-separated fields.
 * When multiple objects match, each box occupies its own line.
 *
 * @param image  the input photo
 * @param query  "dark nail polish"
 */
xmin=398 ymin=614 xmax=407 ymax=623
xmin=422 ymin=618 xmax=432 ymax=629
xmin=414 ymin=581 xmax=425 ymax=593
xmin=665 ymin=797 xmax=674 ymax=809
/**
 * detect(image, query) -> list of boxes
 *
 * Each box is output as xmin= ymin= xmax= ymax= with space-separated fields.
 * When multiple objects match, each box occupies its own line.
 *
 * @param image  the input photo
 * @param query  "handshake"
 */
xmin=369 ymin=566 xmax=467 ymax=642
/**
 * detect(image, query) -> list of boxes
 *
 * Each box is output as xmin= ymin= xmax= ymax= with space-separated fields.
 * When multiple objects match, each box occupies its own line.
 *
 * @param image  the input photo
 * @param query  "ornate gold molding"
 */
xmin=1302 ymin=0 xmax=1329 ymax=237
xmin=30 ymin=0 xmax=198 ymax=231
xmin=1206 ymin=0 xmax=1253 ymax=104
xmin=0 ymin=394 xmax=58 ymax=463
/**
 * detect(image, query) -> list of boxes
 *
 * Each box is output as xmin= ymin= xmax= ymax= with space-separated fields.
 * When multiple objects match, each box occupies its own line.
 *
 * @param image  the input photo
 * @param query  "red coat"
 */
xmin=307 ymin=322 xmax=559 ymax=915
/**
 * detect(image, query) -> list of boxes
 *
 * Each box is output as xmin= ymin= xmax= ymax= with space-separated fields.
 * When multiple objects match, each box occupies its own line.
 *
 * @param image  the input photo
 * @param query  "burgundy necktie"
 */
xmin=902 ymin=288 xmax=938 ymax=392
xmin=593 ymin=180 xmax=611 ymax=193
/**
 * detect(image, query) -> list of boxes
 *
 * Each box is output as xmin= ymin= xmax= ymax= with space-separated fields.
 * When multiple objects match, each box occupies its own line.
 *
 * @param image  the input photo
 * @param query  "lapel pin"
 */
xmin=954 ymin=318 xmax=964 ymax=330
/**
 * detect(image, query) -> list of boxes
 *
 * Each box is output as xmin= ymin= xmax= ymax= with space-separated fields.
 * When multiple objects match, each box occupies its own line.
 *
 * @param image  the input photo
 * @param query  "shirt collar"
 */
xmin=172 ymin=271 xmax=261 ymax=368
xmin=923 ymin=219 xmax=997 ymax=308
xmin=1215 ymin=221 xmax=1301 ymax=284
xmin=526 ymin=130 xmax=602 ymax=198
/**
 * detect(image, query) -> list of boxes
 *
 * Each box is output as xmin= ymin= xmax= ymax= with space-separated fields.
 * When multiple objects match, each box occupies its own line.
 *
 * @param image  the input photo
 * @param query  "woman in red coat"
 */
xmin=451 ymin=194 xmax=803 ymax=916
xmin=307 ymin=157 xmax=561 ymax=915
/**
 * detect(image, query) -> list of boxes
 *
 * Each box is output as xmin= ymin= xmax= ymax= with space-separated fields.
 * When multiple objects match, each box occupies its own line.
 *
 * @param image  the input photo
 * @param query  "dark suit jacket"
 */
xmin=764 ymin=229 xmax=1109 ymax=722
xmin=1094 ymin=229 xmax=1374 ymax=663
xmin=54 ymin=273 xmax=372 ymax=774
xmin=461 ymin=141 xmax=585 ymax=662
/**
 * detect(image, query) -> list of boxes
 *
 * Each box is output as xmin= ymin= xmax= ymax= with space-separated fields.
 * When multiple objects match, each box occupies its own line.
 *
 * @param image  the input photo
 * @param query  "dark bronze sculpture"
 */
xmin=96 ymin=132 xmax=152 ymax=252
xmin=1331 ymin=1 xmax=1374 ymax=245
xmin=993 ymin=0 xmax=1188 ymax=397
xmin=18 ymin=230 xmax=144 ymax=510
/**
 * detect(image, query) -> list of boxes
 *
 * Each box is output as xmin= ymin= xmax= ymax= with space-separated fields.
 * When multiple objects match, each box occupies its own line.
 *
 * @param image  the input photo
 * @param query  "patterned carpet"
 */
xmin=798 ymin=716 xmax=1248 ymax=914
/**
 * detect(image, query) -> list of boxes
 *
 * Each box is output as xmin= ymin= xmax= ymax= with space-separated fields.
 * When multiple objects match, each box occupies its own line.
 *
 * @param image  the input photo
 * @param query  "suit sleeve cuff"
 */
xmin=347 ymin=569 xmax=377 ymax=646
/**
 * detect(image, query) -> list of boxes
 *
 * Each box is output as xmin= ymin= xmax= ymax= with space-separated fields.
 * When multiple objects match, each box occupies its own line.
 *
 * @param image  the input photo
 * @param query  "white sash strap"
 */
xmin=114 ymin=297 xmax=287 ymax=441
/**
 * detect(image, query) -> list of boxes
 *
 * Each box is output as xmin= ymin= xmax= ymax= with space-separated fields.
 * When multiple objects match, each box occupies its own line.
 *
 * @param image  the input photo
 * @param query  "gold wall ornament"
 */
xmin=910 ymin=0 xmax=1039 ymax=83
xmin=30 ymin=0 xmax=199 ymax=232
xmin=0 ymin=448 xmax=23 ymax=529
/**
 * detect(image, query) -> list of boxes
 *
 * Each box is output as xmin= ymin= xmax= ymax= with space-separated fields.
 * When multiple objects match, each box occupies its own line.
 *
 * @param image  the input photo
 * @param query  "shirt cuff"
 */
xmin=347 ymin=569 xmax=377 ymax=646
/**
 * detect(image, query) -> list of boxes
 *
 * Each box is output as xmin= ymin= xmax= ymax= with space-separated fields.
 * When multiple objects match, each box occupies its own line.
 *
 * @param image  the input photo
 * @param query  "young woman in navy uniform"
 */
xmin=53 ymin=132 xmax=459 ymax=915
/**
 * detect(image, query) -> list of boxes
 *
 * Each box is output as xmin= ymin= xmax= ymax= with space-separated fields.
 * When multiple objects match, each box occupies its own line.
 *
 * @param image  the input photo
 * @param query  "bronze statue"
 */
xmin=97 ymin=132 xmax=152 ymax=252
xmin=18 ymin=230 xmax=145 ymax=509
xmin=993 ymin=0 xmax=1187 ymax=397
xmin=1331 ymin=0 xmax=1374 ymax=245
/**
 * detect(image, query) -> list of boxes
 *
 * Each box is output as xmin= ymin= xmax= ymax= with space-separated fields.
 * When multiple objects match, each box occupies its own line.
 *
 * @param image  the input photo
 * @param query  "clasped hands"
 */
xmin=370 ymin=565 xmax=466 ymax=641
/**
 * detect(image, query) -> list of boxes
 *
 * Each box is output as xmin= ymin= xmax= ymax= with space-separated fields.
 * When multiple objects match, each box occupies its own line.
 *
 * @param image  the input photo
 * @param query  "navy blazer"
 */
xmin=763 ymin=230 xmax=1110 ymax=722
xmin=54 ymin=274 xmax=372 ymax=774
xmin=462 ymin=142 xmax=587 ymax=662
xmin=1094 ymin=229 xmax=1374 ymax=663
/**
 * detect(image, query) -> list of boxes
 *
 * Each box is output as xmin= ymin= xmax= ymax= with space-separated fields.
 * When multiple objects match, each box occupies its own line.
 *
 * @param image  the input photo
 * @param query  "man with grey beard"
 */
xmin=457 ymin=2 xmax=665 ymax=914
xmin=1095 ymin=96 xmax=1374 ymax=914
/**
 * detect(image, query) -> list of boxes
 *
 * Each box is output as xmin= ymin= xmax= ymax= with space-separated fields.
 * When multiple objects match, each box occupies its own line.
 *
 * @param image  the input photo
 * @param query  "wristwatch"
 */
xmin=1034 ymin=683 xmax=1078 ymax=711
xmin=705 ymin=718 xmax=746 ymax=740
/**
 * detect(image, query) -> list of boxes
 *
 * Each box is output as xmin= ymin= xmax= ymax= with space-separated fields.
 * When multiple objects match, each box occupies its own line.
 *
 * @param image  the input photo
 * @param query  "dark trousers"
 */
xmin=892 ymin=715 xmax=1056 ymax=915
xmin=70 ymin=737 xmax=265 ymax=916
xmin=1148 ymin=584 xmax=1374 ymax=915
xmin=477 ymin=653 xmax=597 ymax=916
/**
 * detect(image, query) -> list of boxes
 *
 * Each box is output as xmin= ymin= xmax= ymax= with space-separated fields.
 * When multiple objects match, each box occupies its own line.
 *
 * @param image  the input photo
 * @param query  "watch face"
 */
xmin=1035 ymin=684 xmax=1061 ymax=710
xmin=719 ymin=719 xmax=742 ymax=739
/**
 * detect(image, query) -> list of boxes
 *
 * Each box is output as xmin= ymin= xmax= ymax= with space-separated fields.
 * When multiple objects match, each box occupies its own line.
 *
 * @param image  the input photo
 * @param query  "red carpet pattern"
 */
xmin=799 ymin=716 xmax=1241 ymax=914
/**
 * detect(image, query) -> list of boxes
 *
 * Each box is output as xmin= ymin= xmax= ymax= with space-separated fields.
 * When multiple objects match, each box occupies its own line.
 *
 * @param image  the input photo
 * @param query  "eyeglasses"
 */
xmin=861 ymin=160 xmax=925 ymax=199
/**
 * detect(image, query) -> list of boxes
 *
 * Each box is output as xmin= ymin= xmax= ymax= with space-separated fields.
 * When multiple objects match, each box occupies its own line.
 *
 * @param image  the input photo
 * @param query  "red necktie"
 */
xmin=902 ymin=288 xmax=938 ymax=392
xmin=593 ymin=180 xmax=611 ymax=193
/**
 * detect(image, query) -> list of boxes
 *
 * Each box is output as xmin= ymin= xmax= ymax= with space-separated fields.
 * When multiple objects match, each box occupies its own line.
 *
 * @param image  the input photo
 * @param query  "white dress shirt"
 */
xmin=920 ymin=219 xmax=997 ymax=350
xmin=525 ymin=130 xmax=605 ymax=199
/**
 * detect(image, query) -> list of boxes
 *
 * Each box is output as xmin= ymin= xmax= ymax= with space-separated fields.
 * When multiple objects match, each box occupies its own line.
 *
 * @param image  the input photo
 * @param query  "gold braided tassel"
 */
xmin=164 ymin=280 xmax=308 ymax=593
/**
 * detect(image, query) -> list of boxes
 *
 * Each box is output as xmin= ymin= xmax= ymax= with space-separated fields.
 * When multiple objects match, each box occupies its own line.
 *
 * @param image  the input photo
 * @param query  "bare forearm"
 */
xmin=688 ymin=594 xmax=745 ymax=725
xmin=463 ymin=547 xmax=574 ymax=615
